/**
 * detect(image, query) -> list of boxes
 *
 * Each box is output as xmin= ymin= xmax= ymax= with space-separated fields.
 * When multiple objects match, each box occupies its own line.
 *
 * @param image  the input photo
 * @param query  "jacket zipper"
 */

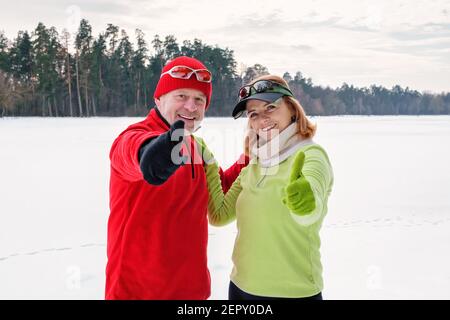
xmin=256 ymin=169 xmax=267 ymax=187
xmin=190 ymin=138 xmax=195 ymax=179
xmin=183 ymin=138 xmax=195 ymax=180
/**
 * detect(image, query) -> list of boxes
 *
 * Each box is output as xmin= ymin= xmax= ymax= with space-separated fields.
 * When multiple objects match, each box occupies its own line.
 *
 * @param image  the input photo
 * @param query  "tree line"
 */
xmin=1 ymin=19 xmax=449 ymax=117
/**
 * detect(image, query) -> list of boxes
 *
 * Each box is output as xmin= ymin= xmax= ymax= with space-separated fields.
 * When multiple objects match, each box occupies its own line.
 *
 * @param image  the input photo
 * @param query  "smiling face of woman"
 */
xmin=246 ymin=98 xmax=294 ymax=142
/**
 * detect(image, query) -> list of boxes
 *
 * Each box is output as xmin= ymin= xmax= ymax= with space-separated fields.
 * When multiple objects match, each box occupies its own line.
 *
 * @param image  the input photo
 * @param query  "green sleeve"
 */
xmin=205 ymin=161 xmax=243 ymax=226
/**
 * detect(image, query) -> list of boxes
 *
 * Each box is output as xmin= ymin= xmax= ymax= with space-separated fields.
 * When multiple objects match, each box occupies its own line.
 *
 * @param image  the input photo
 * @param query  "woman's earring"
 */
xmin=291 ymin=115 xmax=297 ymax=123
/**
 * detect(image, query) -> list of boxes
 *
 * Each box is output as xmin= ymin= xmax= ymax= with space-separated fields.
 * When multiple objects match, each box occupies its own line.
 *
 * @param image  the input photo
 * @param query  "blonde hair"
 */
xmin=243 ymin=75 xmax=317 ymax=156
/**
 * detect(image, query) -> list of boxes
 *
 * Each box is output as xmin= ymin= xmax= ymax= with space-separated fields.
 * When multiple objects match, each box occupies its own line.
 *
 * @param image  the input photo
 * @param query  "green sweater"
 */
xmin=206 ymin=143 xmax=333 ymax=298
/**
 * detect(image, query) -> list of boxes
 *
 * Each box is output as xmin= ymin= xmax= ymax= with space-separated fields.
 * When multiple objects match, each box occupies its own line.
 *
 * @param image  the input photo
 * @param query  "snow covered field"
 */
xmin=1 ymin=115 xmax=449 ymax=299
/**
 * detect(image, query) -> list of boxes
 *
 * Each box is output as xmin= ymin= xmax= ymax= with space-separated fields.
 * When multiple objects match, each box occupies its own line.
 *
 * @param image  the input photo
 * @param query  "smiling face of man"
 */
xmin=155 ymin=88 xmax=207 ymax=132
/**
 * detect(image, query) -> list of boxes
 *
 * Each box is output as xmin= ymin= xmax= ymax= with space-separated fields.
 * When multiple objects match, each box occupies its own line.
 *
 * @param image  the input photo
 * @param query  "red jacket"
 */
xmin=106 ymin=108 xmax=247 ymax=299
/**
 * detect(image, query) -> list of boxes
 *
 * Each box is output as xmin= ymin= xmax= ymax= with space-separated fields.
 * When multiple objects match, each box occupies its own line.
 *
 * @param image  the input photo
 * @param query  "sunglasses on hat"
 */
xmin=238 ymin=80 xmax=293 ymax=101
xmin=160 ymin=65 xmax=212 ymax=83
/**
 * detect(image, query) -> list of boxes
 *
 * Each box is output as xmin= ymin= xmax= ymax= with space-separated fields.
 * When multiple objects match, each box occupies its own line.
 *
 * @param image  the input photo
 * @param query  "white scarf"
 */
xmin=250 ymin=122 xmax=314 ymax=167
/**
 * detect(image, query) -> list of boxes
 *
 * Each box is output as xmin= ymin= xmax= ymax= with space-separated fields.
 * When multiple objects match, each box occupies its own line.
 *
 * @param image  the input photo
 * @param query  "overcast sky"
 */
xmin=1 ymin=0 xmax=449 ymax=93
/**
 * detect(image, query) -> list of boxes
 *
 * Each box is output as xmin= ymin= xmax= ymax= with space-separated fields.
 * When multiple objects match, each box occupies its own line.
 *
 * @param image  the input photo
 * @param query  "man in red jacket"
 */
xmin=106 ymin=56 xmax=247 ymax=299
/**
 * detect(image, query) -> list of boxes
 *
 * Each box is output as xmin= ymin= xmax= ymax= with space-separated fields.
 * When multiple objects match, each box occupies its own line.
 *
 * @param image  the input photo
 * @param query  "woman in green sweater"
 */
xmin=204 ymin=75 xmax=334 ymax=300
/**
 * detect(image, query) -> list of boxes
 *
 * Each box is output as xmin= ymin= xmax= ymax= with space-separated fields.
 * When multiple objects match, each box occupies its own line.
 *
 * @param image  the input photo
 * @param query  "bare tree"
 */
xmin=61 ymin=29 xmax=73 ymax=116
xmin=75 ymin=49 xmax=82 ymax=116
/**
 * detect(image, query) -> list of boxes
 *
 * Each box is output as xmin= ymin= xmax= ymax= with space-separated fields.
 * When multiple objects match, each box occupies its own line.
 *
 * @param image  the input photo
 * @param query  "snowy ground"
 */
xmin=1 ymin=115 xmax=449 ymax=299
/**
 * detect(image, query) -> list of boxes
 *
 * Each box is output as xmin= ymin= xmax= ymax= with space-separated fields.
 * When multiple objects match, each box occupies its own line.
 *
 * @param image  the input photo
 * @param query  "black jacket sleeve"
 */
xmin=139 ymin=120 xmax=186 ymax=185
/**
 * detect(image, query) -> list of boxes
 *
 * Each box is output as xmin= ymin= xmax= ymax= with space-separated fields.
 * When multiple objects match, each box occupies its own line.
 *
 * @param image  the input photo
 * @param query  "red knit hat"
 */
xmin=154 ymin=56 xmax=213 ymax=108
